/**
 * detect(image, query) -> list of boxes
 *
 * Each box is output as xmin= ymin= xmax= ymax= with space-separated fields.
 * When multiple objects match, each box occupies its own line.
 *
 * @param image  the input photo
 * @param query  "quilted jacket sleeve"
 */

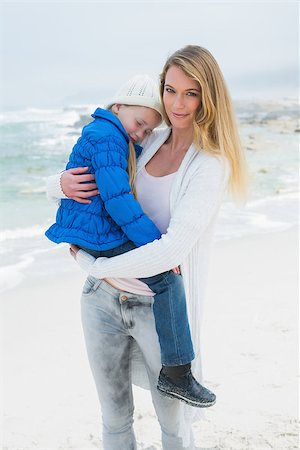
xmin=92 ymin=137 xmax=161 ymax=247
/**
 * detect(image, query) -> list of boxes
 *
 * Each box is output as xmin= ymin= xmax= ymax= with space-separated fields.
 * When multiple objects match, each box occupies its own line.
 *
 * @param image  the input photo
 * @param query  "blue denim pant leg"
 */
xmin=140 ymin=271 xmax=195 ymax=366
xmin=79 ymin=242 xmax=195 ymax=366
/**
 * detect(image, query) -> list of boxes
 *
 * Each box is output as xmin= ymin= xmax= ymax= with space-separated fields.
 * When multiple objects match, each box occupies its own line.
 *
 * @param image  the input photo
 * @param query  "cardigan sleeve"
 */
xmin=76 ymin=156 xmax=229 ymax=278
xmin=46 ymin=172 xmax=67 ymax=203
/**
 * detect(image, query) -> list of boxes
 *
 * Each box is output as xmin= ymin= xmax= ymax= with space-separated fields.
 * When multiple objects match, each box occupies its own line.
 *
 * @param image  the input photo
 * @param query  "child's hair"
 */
xmin=159 ymin=45 xmax=248 ymax=200
xmin=105 ymin=74 xmax=163 ymax=199
xmin=128 ymin=141 xmax=137 ymax=198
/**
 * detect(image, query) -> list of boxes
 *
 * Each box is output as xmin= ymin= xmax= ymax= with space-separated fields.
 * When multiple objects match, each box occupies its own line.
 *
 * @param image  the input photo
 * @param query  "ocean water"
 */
xmin=0 ymin=100 xmax=298 ymax=293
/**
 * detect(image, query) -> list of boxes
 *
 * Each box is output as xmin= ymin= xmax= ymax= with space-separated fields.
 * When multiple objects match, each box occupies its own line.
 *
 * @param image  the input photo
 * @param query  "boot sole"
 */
xmin=157 ymin=385 xmax=216 ymax=408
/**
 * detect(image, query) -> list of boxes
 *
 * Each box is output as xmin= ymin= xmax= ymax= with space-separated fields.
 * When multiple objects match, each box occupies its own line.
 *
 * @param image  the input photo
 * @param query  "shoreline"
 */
xmin=1 ymin=227 xmax=299 ymax=449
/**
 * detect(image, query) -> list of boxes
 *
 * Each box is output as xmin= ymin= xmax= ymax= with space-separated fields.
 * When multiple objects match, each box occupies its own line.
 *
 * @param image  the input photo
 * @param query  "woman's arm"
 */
xmin=76 ymin=156 xmax=229 ymax=278
xmin=46 ymin=167 xmax=98 ymax=204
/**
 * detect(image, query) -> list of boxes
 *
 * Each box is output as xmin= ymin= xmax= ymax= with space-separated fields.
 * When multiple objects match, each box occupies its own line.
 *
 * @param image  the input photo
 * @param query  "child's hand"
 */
xmin=172 ymin=266 xmax=181 ymax=275
xmin=70 ymin=244 xmax=80 ymax=259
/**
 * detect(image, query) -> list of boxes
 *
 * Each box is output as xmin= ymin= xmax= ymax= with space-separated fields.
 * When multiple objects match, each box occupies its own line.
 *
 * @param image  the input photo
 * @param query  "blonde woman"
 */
xmin=48 ymin=45 xmax=247 ymax=450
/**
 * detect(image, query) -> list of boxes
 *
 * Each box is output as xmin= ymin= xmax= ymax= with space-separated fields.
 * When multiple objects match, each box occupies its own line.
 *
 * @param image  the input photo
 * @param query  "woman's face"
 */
xmin=163 ymin=65 xmax=201 ymax=130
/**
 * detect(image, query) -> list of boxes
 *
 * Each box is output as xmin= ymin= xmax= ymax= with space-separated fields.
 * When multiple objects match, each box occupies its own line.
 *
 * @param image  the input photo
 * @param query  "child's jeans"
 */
xmin=80 ymin=241 xmax=195 ymax=366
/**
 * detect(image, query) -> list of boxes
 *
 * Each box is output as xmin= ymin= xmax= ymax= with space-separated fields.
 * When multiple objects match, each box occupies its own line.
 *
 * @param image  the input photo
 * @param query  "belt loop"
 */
xmin=92 ymin=279 xmax=102 ymax=291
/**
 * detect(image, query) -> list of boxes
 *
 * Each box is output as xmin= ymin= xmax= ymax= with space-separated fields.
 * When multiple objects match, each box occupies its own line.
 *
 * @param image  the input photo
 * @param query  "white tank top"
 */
xmin=104 ymin=166 xmax=176 ymax=295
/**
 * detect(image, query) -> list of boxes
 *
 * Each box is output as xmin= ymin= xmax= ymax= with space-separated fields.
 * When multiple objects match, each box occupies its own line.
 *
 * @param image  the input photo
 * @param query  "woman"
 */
xmin=47 ymin=45 xmax=247 ymax=449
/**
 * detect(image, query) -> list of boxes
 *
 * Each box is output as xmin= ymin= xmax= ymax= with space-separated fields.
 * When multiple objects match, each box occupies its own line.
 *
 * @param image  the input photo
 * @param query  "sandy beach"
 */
xmin=1 ymin=227 xmax=298 ymax=450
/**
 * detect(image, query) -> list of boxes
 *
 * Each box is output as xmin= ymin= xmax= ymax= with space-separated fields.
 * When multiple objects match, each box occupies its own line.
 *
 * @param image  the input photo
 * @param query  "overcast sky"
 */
xmin=1 ymin=1 xmax=299 ymax=110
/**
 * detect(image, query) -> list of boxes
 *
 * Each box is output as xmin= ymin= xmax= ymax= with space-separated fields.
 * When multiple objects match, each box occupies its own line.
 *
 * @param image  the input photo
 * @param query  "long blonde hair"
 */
xmin=128 ymin=141 xmax=137 ymax=198
xmin=160 ymin=45 xmax=248 ymax=200
xmin=109 ymin=105 xmax=138 ymax=199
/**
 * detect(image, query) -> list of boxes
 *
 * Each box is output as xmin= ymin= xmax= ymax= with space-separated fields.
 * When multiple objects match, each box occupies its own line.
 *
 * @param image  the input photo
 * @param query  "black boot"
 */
xmin=157 ymin=364 xmax=216 ymax=408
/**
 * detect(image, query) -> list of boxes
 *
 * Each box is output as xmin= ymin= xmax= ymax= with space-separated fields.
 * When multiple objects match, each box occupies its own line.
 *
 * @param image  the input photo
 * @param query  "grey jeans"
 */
xmin=80 ymin=276 xmax=195 ymax=450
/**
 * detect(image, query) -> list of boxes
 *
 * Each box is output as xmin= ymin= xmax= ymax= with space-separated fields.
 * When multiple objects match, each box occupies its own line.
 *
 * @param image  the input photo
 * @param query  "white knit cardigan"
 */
xmin=47 ymin=127 xmax=229 ymax=445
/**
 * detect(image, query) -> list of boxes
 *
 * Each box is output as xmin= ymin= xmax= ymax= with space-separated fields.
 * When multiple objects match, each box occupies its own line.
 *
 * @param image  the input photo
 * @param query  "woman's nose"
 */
xmin=173 ymin=94 xmax=184 ymax=109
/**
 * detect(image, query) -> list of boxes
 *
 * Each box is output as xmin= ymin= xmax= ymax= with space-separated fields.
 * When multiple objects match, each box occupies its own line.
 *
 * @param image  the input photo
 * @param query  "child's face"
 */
xmin=112 ymin=105 xmax=161 ymax=144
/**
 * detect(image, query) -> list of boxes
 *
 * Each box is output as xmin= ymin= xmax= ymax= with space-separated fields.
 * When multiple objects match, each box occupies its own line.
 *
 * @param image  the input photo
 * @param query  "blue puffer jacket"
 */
xmin=45 ymin=108 xmax=161 ymax=250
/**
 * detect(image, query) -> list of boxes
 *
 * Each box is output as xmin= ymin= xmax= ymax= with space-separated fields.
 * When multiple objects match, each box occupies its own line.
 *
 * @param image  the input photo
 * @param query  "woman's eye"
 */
xmin=187 ymin=92 xmax=197 ymax=97
xmin=165 ymin=87 xmax=175 ymax=94
xmin=136 ymin=120 xmax=142 ymax=126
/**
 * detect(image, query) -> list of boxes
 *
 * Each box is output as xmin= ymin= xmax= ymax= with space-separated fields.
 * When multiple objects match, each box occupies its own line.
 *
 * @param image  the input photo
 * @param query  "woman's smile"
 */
xmin=172 ymin=112 xmax=189 ymax=118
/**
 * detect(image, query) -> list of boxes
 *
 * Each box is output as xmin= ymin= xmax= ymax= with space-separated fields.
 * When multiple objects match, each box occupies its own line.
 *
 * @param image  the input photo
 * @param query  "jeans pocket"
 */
xmin=82 ymin=276 xmax=97 ymax=296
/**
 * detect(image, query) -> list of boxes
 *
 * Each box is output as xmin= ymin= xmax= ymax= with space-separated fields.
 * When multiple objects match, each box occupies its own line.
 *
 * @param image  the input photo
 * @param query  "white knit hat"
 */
xmin=105 ymin=74 xmax=163 ymax=117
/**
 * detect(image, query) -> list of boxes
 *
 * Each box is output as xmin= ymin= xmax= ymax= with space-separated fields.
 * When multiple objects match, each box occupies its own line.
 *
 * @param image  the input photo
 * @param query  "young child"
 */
xmin=45 ymin=74 xmax=216 ymax=408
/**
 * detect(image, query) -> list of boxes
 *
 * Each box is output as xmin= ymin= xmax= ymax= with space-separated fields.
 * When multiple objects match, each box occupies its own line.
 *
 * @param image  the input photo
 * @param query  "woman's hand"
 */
xmin=61 ymin=167 xmax=99 ymax=204
xmin=70 ymin=244 xmax=80 ymax=259
xmin=172 ymin=266 xmax=181 ymax=275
